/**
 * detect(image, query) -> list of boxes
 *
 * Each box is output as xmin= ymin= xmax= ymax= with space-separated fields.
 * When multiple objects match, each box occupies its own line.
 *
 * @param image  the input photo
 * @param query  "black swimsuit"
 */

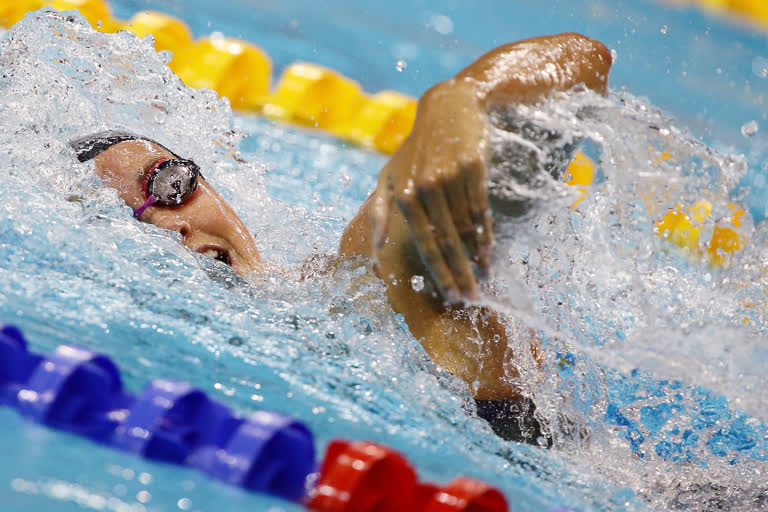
xmin=475 ymin=397 xmax=552 ymax=447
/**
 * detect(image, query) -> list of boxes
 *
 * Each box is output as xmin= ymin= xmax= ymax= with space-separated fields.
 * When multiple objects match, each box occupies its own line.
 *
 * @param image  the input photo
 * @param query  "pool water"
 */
xmin=0 ymin=1 xmax=767 ymax=511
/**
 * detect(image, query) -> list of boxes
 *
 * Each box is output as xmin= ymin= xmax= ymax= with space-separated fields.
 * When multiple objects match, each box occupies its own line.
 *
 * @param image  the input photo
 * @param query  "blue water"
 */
xmin=0 ymin=1 xmax=767 ymax=511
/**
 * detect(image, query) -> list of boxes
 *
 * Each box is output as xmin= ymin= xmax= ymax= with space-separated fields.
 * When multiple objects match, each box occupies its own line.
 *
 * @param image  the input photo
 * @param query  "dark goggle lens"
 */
xmin=145 ymin=159 xmax=200 ymax=206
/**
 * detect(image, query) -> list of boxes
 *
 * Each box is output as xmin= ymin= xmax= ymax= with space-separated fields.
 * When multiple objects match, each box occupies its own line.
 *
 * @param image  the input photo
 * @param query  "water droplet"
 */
xmin=715 ymin=67 xmax=723 ymax=75
xmin=396 ymin=60 xmax=407 ymax=72
xmin=410 ymin=275 xmax=424 ymax=292
xmin=610 ymin=49 xmax=618 ymax=62
xmin=660 ymin=25 xmax=668 ymax=34
xmin=741 ymin=120 xmax=758 ymax=138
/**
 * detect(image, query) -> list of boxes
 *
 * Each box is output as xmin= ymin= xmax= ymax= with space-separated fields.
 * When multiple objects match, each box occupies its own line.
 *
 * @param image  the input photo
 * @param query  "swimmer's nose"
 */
xmin=149 ymin=213 xmax=193 ymax=241
xmin=176 ymin=220 xmax=193 ymax=241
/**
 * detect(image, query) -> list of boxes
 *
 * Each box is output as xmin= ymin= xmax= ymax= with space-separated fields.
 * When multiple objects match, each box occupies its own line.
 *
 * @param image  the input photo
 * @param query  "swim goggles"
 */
xmin=70 ymin=131 xmax=201 ymax=218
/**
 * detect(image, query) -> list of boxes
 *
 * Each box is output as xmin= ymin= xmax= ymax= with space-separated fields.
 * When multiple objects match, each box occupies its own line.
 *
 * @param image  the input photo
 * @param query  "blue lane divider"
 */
xmin=0 ymin=323 xmax=315 ymax=501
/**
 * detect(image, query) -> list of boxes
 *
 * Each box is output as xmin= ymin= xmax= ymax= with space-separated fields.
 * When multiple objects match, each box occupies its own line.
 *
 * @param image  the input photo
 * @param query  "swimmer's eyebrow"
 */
xmin=130 ymin=141 xmax=205 ymax=181
xmin=135 ymin=142 xmax=177 ymax=176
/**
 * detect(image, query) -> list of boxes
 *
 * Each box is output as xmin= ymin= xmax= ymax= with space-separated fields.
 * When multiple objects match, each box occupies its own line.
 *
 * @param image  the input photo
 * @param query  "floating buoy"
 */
xmin=338 ymin=90 xmax=417 ymax=154
xmin=655 ymin=199 xmax=747 ymax=266
xmin=45 ymin=0 xmax=119 ymax=32
xmin=174 ymin=34 xmax=272 ymax=111
xmin=263 ymin=62 xmax=363 ymax=130
xmin=123 ymin=11 xmax=194 ymax=66
xmin=564 ymin=151 xmax=595 ymax=207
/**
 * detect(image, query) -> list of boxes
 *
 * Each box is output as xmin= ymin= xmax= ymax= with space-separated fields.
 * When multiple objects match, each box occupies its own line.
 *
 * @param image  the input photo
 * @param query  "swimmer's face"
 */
xmin=93 ymin=139 xmax=263 ymax=276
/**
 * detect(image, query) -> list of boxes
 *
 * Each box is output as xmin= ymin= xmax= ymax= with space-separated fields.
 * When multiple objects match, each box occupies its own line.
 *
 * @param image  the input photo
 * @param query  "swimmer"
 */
xmin=72 ymin=33 xmax=612 ymax=444
xmin=341 ymin=33 xmax=611 ymax=441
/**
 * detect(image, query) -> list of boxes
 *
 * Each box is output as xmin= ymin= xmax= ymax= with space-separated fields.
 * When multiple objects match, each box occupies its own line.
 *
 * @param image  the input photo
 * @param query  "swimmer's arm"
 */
xmin=363 ymin=33 xmax=612 ymax=304
xmin=339 ymin=205 xmax=533 ymax=400
xmin=454 ymin=32 xmax=612 ymax=108
xmin=339 ymin=34 xmax=610 ymax=400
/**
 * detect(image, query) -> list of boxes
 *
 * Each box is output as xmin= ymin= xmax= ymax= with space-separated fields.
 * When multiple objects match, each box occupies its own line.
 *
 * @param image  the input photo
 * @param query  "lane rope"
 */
xmin=0 ymin=322 xmax=535 ymax=511
xmin=0 ymin=0 xmax=765 ymax=156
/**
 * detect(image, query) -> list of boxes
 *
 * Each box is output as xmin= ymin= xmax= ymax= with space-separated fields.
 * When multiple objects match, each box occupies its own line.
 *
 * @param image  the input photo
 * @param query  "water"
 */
xmin=0 ymin=3 xmax=766 ymax=512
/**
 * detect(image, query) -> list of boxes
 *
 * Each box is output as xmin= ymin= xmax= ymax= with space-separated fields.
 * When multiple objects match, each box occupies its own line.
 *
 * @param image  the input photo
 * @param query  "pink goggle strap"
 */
xmin=133 ymin=195 xmax=157 ymax=219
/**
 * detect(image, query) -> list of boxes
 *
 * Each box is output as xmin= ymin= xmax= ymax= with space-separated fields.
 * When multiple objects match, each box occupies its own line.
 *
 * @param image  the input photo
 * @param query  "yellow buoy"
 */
xmin=698 ymin=0 xmax=729 ymax=8
xmin=262 ymin=62 xmax=363 ymax=131
xmin=655 ymin=199 xmax=748 ymax=266
xmin=0 ymin=1 xmax=45 ymax=27
xmin=705 ymin=203 xmax=747 ymax=266
xmin=655 ymin=203 xmax=703 ymax=253
xmin=123 ymin=11 xmax=193 ymax=65
xmin=44 ymin=0 xmax=119 ymax=32
xmin=339 ymin=90 xmax=416 ymax=154
xmin=174 ymin=34 xmax=272 ymax=111
xmin=564 ymin=151 xmax=595 ymax=208
xmin=727 ymin=0 xmax=768 ymax=23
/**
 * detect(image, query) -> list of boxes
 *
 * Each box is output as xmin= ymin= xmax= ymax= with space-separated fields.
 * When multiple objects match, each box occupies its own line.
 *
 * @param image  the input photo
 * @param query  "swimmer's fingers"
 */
xmin=370 ymin=166 xmax=394 ymax=250
xmin=445 ymin=171 xmax=478 ymax=262
xmin=463 ymin=157 xmax=493 ymax=274
xmin=397 ymin=192 xmax=464 ymax=302
xmin=418 ymin=185 xmax=479 ymax=302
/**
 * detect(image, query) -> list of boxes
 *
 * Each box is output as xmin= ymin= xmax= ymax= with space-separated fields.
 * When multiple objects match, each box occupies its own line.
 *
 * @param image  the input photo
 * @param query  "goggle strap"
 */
xmin=69 ymin=131 xmax=180 ymax=162
xmin=133 ymin=195 xmax=157 ymax=219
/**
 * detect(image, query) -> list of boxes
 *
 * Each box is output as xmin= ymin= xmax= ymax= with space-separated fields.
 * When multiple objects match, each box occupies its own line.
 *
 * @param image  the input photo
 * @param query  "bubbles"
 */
xmin=741 ymin=120 xmax=759 ymax=138
xmin=485 ymin=87 xmax=768 ymax=509
xmin=395 ymin=60 xmax=407 ymax=72
xmin=429 ymin=14 xmax=454 ymax=35
xmin=410 ymin=275 xmax=424 ymax=292
xmin=753 ymin=57 xmax=768 ymax=79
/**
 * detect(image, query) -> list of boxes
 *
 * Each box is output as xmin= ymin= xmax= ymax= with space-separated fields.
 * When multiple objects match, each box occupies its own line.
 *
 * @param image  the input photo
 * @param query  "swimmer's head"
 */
xmin=71 ymin=132 xmax=263 ymax=276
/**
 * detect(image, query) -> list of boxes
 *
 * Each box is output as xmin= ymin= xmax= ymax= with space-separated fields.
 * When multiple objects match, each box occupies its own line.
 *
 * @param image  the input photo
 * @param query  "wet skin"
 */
xmin=92 ymin=139 xmax=264 ymax=276
xmin=341 ymin=33 xmax=612 ymax=399
xmin=89 ymin=33 xmax=612 ymax=402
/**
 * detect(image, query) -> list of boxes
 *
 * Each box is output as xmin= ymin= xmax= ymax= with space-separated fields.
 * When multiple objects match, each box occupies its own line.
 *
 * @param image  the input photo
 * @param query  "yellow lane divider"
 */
xmin=654 ymin=199 xmax=748 ymax=266
xmin=124 ymin=10 xmax=193 ymax=67
xmin=3 ymin=0 xmax=765 ymax=157
xmin=696 ymin=0 xmax=768 ymax=25
xmin=174 ymin=35 xmax=272 ymax=111
xmin=564 ymin=151 xmax=595 ymax=209
xmin=262 ymin=63 xmax=364 ymax=131
xmin=0 ymin=1 xmax=757 ymax=267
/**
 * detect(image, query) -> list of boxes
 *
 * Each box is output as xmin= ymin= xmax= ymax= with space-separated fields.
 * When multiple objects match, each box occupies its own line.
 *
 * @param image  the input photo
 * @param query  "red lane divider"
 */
xmin=420 ymin=477 xmax=508 ymax=512
xmin=307 ymin=440 xmax=418 ymax=511
xmin=308 ymin=440 xmax=508 ymax=512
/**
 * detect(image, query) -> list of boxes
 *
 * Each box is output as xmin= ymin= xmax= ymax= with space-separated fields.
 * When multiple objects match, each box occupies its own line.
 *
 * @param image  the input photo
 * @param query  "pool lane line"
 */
xmin=1 ymin=0 xmax=765 ymax=157
xmin=0 ymin=322 xmax=523 ymax=512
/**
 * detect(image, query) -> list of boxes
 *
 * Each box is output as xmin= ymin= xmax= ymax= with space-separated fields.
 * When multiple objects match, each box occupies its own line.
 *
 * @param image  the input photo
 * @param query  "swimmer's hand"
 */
xmin=367 ymin=34 xmax=612 ymax=304
xmin=370 ymin=79 xmax=492 ymax=303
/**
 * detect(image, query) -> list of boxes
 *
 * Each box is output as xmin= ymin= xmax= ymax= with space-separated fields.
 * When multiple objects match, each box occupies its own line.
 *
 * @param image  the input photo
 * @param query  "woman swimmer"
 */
xmin=72 ymin=32 xmax=612 ymax=444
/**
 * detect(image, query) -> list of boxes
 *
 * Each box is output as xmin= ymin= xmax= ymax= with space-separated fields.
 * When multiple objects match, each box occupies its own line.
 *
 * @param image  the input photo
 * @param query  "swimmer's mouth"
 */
xmin=196 ymin=245 xmax=234 ymax=268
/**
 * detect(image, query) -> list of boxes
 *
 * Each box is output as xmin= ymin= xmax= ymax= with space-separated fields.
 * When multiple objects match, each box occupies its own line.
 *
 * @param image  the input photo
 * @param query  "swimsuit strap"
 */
xmin=69 ymin=130 xmax=180 ymax=162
